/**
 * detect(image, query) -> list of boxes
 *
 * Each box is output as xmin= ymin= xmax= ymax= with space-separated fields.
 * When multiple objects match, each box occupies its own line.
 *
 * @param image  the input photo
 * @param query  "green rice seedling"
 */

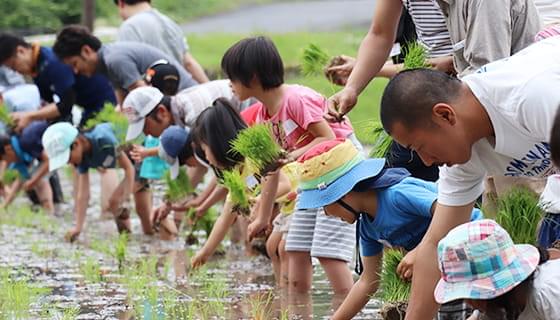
xmin=279 ymin=309 xmax=290 ymax=320
xmin=247 ymin=290 xmax=274 ymax=320
xmin=84 ymin=103 xmax=129 ymax=145
xmin=0 ymin=104 xmax=14 ymax=129
xmin=61 ymin=305 xmax=81 ymax=320
xmin=301 ymin=43 xmax=330 ymax=76
xmin=222 ymin=169 xmax=251 ymax=216
xmin=0 ymin=268 xmax=50 ymax=319
xmin=89 ymin=238 xmax=113 ymax=257
xmin=164 ymin=167 xmax=193 ymax=202
xmin=2 ymin=169 xmax=20 ymax=185
xmin=80 ymin=256 xmax=103 ymax=283
xmin=494 ymin=186 xmax=544 ymax=245
xmin=369 ymin=123 xmax=393 ymax=159
xmin=377 ymin=249 xmax=411 ymax=303
xmin=377 ymin=249 xmax=410 ymax=320
xmin=231 ymin=124 xmax=285 ymax=175
xmin=403 ymin=42 xmax=430 ymax=70
xmin=114 ymin=233 xmax=129 ymax=271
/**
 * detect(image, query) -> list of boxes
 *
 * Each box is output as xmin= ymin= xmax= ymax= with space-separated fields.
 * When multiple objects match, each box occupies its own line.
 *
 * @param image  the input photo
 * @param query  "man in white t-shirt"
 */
xmin=379 ymin=36 xmax=560 ymax=319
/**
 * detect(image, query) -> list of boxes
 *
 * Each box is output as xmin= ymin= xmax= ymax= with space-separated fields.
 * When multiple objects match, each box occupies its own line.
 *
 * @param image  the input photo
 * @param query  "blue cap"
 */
xmin=158 ymin=125 xmax=190 ymax=179
xmin=19 ymin=120 xmax=49 ymax=159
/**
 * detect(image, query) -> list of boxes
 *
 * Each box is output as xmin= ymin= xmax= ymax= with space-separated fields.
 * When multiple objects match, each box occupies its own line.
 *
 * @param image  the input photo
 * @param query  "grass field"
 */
xmin=188 ymin=31 xmax=387 ymax=144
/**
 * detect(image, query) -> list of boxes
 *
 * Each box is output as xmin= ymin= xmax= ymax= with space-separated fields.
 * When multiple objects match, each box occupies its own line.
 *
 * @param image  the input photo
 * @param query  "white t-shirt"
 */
xmin=539 ymin=174 xmax=560 ymax=213
xmin=171 ymin=79 xmax=238 ymax=127
xmin=438 ymin=37 xmax=560 ymax=206
xmin=518 ymin=259 xmax=560 ymax=320
xmin=534 ymin=0 xmax=560 ymax=26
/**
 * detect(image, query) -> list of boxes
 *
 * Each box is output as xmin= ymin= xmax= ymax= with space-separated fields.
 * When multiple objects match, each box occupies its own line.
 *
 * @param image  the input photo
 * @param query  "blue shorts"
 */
xmin=538 ymin=213 xmax=560 ymax=248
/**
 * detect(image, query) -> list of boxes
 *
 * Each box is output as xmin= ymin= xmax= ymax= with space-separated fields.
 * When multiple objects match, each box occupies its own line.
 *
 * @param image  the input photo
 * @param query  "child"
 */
xmin=187 ymin=99 xmax=293 ymax=286
xmin=221 ymin=36 xmax=359 ymax=294
xmin=0 ymin=121 xmax=53 ymax=213
xmin=42 ymin=122 xmax=176 ymax=241
xmin=435 ymin=219 xmax=560 ymax=320
xmin=295 ymin=138 xmax=483 ymax=319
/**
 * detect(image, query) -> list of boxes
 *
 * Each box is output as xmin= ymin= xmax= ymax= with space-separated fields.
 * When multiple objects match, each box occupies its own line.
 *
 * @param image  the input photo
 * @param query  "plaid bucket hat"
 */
xmin=296 ymin=138 xmax=386 ymax=210
xmin=434 ymin=219 xmax=540 ymax=304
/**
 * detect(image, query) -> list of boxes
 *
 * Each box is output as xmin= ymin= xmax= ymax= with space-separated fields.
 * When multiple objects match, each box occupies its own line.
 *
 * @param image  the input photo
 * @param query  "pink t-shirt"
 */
xmin=254 ymin=84 xmax=354 ymax=151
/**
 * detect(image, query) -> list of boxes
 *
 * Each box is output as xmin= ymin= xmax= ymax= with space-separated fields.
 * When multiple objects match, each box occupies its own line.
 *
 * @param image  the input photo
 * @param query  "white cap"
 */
xmin=122 ymin=87 xmax=164 ymax=141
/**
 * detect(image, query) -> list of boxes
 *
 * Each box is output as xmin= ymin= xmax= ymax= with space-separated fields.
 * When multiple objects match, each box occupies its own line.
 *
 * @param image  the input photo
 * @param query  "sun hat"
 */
xmin=434 ymin=219 xmax=540 ymax=304
xmin=159 ymin=126 xmax=191 ymax=179
xmin=296 ymin=138 xmax=387 ymax=210
xmin=122 ymin=86 xmax=164 ymax=141
xmin=42 ymin=122 xmax=79 ymax=172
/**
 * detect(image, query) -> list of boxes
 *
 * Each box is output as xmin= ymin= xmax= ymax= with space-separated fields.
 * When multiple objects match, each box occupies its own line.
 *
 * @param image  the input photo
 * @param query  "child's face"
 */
xmin=182 ymin=156 xmax=199 ymax=167
xmin=324 ymin=201 xmax=356 ymax=224
xmin=143 ymin=106 xmax=171 ymax=137
xmin=229 ymin=80 xmax=252 ymax=101
xmin=200 ymin=142 xmax=221 ymax=169
xmin=1 ymin=147 xmax=18 ymax=164
xmin=69 ymin=141 xmax=84 ymax=166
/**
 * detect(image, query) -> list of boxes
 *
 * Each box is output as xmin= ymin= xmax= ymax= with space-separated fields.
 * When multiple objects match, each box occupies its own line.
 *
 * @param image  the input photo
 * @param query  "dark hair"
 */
xmin=0 ymin=33 xmax=30 ymax=64
xmin=221 ymin=36 xmax=284 ymax=90
xmin=550 ymin=106 xmax=560 ymax=167
xmin=178 ymin=134 xmax=194 ymax=164
xmin=53 ymin=25 xmax=102 ymax=59
xmin=482 ymin=246 xmax=550 ymax=320
xmin=192 ymin=98 xmax=247 ymax=169
xmin=0 ymin=134 xmax=10 ymax=157
xmin=380 ymin=69 xmax=462 ymax=133
xmin=147 ymin=96 xmax=171 ymax=120
xmin=113 ymin=0 xmax=150 ymax=4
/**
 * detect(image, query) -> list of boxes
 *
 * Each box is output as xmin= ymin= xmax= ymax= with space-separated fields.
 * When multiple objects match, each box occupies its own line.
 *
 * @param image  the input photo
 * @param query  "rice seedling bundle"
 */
xmin=164 ymin=167 xmax=193 ymax=202
xmin=494 ymin=186 xmax=543 ymax=245
xmin=222 ymin=169 xmax=250 ymax=216
xmin=403 ymin=42 xmax=430 ymax=70
xmin=301 ymin=43 xmax=330 ymax=76
xmin=369 ymin=123 xmax=393 ymax=159
xmin=231 ymin=124 xmax=285 ymax=175
xmin=377 ymin=249 xmax=411 ymax=303
xmin=84 ymin=103 xmax=129 ymax=145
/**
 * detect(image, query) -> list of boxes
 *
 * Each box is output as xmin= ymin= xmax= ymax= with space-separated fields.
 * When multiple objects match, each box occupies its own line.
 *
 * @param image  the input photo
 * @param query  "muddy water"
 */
xmin=0 ymin=172 xmax=382 ymax=319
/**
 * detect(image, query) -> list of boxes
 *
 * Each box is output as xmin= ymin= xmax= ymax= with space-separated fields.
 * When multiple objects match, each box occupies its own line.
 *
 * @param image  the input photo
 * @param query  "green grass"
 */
xmin=0 ymin=268 xmax=50 ymax=318
xmin=494 ymin=186 xmax=544 ymax=245
xmin=377 ymin=249 xmax=411 ymax=303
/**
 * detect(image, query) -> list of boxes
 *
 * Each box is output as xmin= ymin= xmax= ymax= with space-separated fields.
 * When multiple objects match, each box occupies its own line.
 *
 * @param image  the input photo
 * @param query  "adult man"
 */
xmin=379 ymin=37 xmax=560 ymax=319
xmin=114 ymin=0 xmax=209 ymax=83
xmin=52 ymin=25 xmax=197 ymax=104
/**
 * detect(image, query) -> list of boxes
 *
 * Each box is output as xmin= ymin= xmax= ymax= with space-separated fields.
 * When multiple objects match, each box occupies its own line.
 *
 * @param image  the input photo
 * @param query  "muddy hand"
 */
xmin=325 ymin=88 xmax=357 ymax=123
xmin=325 ymin=55 xmax=355 ymax=86
xmin=396 ymin=249 xmax=416 ymax=281
xmin=191 ymin=250 xmax=209 ymax=269
xmin=64 ymin=227 xmax=81 ymax=243
xmin=247 ymin=218 xmax=268 ymax=242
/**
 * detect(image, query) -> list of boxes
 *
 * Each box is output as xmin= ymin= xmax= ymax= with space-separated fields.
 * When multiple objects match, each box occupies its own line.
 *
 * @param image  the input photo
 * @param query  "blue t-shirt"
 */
xmin=19 ymin=120 xmax=48 ymax=159
xmin=78 ymin=123 xmax=118 ymax=174
xmin=8 ymin=136 xmax=34 ymax=180
xmin=359 ymin=177 xmax=483 ymax=256
xmin=33 ymin=47 xmax=116 ymax=113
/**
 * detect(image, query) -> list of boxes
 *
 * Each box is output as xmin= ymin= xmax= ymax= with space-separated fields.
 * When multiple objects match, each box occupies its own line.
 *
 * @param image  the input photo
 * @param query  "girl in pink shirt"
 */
xmin=221 ymin=36 xmax=361 ymax=296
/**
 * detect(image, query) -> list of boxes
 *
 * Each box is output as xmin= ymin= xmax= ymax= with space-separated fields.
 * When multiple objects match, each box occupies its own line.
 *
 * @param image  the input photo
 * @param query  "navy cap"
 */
xmin=158 ymin=125 xmax=190 ymax=179
xmin=144 ymin=60 xmax=180 ymax=96
xmin=19 ymin=120 xmax=49 ymax=159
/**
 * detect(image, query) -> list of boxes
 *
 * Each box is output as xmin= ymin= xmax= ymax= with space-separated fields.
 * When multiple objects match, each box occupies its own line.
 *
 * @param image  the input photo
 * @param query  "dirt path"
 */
xmin=182 ymin=0 xmax=376 ymax=34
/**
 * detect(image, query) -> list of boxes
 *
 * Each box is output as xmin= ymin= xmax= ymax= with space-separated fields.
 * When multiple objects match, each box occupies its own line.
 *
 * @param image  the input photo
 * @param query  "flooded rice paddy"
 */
xmin=0 ymin=172 xmax=381 ymax=319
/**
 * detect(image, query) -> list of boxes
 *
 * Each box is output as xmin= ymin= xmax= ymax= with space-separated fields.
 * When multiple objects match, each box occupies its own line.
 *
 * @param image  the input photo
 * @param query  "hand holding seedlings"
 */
xmin=130 ymin=144 xmax=147 ymax=163
xmin=191 ymin=249 xmax=209 ymax=269
xmin=325 ymin=88 xmax=356 ymax=123
xmin=9 ymin=111 xmax=31 ymax=133
xmin=396 ymin=248 xmax=417 ymax=281
xmin=64 ymin=227 xmax=81 ymax=243
xmin=325 ymin=55 xmax=356 ymax=86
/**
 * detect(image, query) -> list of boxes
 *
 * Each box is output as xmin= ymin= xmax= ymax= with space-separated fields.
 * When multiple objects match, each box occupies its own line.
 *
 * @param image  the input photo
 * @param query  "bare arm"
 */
xmin=23 ymin=155 xmax=50 ymax=191
xmin=108 ymin=152 xmax=135 ymax=212
xmin=11 ymin=103 xmax=60 ymax=132
xmin=405 ymin=202 xmax=474 ymax=320
xmin=247 ymin=169 xmax=279 ymax=240
xmin=288 ymin=121 xmax=336 ymax=160
xmin=333 ymin=254 xmax=383 ymax=320
xmin=183 ymin=52 xmax=209 ymax=83
xmin=326 ymin=0 xmax=403 ymax=120
xmin=191 ymin=200 xmax=237 ymax=268
xmin=1 ymin=178 xmax=23 ymax=208
xmin=74 ymin=172 xmax=91 ymax=233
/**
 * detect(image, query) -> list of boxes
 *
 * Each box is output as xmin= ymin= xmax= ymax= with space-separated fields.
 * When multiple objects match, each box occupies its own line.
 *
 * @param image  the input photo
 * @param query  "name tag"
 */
xmin=282 ymin=119 xmax=299 ymax=136
xmin=102 ymin=155 xmax=114 ymax=167
xmin=452 ymin=39 xmax=465 ymax=52
xmin=246 ymin=175 xmax=259 ymax=190
xmin=390 ymin=43 xmax=401 ymax=57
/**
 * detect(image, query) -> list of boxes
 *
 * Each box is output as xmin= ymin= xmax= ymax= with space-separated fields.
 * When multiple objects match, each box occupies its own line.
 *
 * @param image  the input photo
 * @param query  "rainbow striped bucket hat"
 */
xmin=434 ymin=219 xmax=540 ymax=304
xmin=296 ymin=138 xmax=388 ymax=210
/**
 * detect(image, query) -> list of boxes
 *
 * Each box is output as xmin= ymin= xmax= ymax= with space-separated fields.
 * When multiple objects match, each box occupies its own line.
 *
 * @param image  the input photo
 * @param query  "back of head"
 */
xmin=192 ymin=97 xmax=247 ymax=169
xmin=53 ymin=25 xmax=102 ymax=59
xmin=380 ymin=69 xmax=462 ymax=133
xmin=113 ymin=0 xmax=151 ymax=4
xmin=551 ymin=107 xmax=560 ymax=167
xmin=145 ymin=60 xmax=180 ymax=95
xmin=0 ymin=33 xmax=30 ymax=64
xmin=221 ymin=36 xmax=284 ymax=90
